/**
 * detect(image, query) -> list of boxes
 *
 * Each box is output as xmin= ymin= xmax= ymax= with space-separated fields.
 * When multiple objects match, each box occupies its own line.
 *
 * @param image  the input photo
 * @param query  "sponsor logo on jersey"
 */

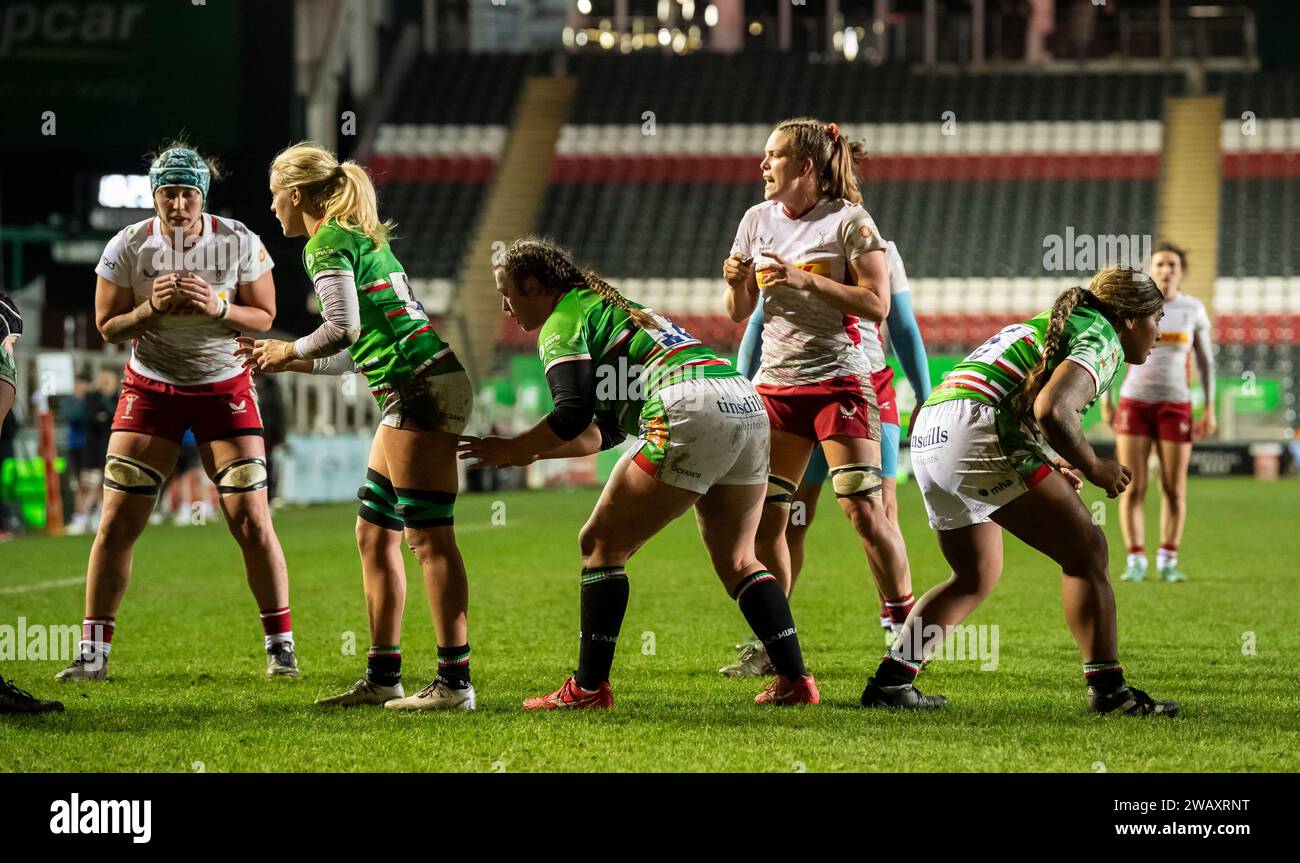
xmin=716 ymin=395 xmax=765 ymax=416
xmin=101 ymin=258 xmax=116 ymax=270
xmin=839 ymin=402 xmax=857 ymax=418
xmin=978 ymin=477 xmax=1015 ymax=498
xmin=669 ymin=462 xmax=703 ymax=480
xmin=911 ymin=427 xmax=949 ymax=449
xmin=228 ymin=399 xmax=247 ymax=414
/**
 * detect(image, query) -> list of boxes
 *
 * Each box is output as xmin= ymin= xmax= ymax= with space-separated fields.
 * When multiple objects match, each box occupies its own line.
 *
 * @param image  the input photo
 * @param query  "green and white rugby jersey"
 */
xmin=303 ymin=221 xmax=460 ymax=404
xmin=537 ymin=286 xmax=739 ymax=436
xmin=928 ymin=304 xmax=1123 ymax=415
xmin=0 ymin=346 xmax=16 ymax=391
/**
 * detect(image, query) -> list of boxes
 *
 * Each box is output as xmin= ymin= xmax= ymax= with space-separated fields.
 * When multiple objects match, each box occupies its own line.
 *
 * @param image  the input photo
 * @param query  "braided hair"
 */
xmin=774 ymin=117 xmax=867 ymax=204
xmin=1012 ymin=266 xmax=1165 ymax=419
xmin=496 ymin=237 xmax=657 ymax=329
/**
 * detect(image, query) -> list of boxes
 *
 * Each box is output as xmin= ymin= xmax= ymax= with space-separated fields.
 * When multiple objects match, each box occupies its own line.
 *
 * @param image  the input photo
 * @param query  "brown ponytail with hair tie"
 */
xmin=774 ymin=117 xmax=864 ymax=203
xmin=495 ymin=237 xmax=657 ymax=330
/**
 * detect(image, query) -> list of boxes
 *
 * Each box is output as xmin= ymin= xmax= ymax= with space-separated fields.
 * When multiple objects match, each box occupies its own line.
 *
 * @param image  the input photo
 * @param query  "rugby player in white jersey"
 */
xmin=1101 ymin=243 xmax=1216 ymax=583
xmin=723 ymin=118 xmax=918 ymax=676
xmin=56 ymin=143 xmax=298 ymax=681
xmin=724 ymin=240 xmax=932 ymax=675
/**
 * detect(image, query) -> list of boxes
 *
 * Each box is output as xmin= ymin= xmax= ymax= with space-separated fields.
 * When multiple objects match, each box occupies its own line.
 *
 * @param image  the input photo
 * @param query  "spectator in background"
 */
xmin=1286 ymin=427 xmax=1300 ymax=477
xmin=68 ymin=370 xmax=119 ymax=535
xmin=63 ymin=377 xmax=91 ymax=535
xmin=154 ymin=428 xmax=214 ymax=527
xmin=1026 ymin=0 xmax=1055 ymax=63
xmin=252 ymin=368 xmax=287 ymax=504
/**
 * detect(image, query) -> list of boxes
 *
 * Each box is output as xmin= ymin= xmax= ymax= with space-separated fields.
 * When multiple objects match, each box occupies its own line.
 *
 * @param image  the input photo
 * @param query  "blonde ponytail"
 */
xmin=271 ymin=142 xmax=393 ymax=248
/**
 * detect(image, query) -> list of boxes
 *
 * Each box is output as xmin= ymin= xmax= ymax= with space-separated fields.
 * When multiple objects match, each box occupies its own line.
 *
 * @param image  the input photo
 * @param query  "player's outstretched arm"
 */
xmin=735 ymin=294 xmax=765 ymax=380
xmin=1192 ymin=316 xmax=1217 ymax=438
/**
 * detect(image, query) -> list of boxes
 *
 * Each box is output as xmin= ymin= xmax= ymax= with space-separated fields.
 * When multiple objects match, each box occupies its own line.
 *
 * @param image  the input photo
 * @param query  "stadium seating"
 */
xmin=532 ymin=56 xmax=1180 ymax=354
xmin=364 ymin=53 xmax=530 ymax=317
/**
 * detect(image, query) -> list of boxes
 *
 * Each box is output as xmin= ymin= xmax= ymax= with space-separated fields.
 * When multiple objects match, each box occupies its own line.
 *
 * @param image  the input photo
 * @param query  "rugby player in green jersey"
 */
xmin=0 ymin=292 xmax=65 ymax=713
xmin=460 ymin=238 xmax=819 ymax=709
xmin=244 ymin=143 xmax=477 ymax=711
xmin=861 ymin=267 xmax=1179 ymax=717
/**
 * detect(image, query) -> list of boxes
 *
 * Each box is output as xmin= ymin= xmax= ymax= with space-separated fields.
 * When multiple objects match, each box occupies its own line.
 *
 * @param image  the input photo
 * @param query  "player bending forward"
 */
xmin=1 ymin=293 xmax=64 ymax=712
xmin=461 ymin=238 xmax=819 ymax=709
xmin=862 ymin=267 xmax=1178 ymax=717
xmin=245 ymin=143 xmax=477 ymax=711
xmin=58 ymin=143 xmax=297 ymax=682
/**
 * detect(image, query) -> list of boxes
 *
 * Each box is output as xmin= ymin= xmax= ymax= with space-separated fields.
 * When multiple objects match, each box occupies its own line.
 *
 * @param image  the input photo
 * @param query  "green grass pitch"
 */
xmin=2 ymin=477 xmax=1297 ymax=772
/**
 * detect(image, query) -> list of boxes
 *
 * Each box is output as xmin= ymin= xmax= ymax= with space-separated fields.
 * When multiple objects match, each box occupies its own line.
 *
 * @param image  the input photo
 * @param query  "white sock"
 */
xmin=265 ymin=632 xmax=294 ymax=652
xmin=1157 ymin=548 xmax=1178 ymax=569
xmin=1126 ymin=553 xmax=1148 ymax=570
xmin=78 ymin=640 xmax=111 ymax=656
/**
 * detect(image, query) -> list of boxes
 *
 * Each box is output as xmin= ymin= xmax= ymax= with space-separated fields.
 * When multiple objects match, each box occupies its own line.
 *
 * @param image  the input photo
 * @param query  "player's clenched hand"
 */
xmin=242 ymin=337 xmax=300 ymax=373
xmin=456 ymin=435 xmax=533 ymax=468
xmin=1084 ymin=457 xmax=1131 ymax=498
xmin=1193 ymin=409 xmax=1217 ymax=439
xmin=176 ymin=272 xmax=217 ymax=315
xmin=722 ymin=252 xmax=755 ymax=291
xmin=236 ymin=337 xmax=310 ymax=373
xmin=150 ymin=274 xmax=183 ymax=313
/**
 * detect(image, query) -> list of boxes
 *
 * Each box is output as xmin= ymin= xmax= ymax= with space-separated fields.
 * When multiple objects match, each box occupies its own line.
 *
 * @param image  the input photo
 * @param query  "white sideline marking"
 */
xmin=0 ymin=576 xmax=86 ymax=595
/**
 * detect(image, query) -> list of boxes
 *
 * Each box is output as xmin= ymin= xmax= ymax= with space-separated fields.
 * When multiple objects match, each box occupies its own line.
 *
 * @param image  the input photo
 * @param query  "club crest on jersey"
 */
xmin=122 ymin=394 xmax=138 ymax=418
